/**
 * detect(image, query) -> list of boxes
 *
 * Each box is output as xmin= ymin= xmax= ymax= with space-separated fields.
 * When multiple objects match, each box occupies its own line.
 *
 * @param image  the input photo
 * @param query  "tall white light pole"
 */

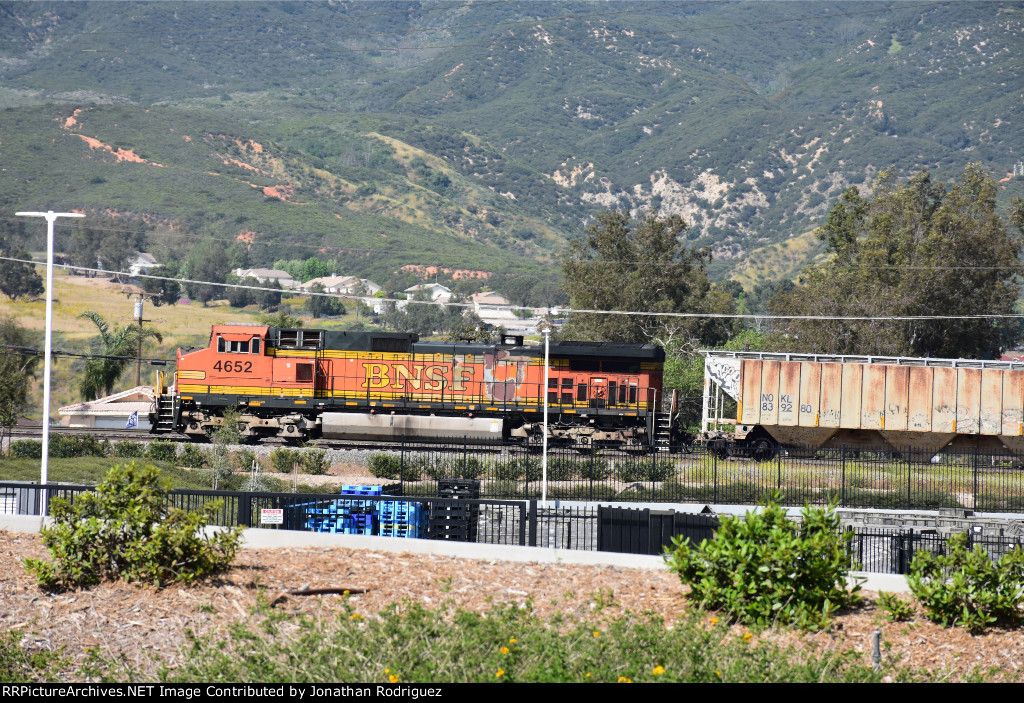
xmin=16 ymin=210 xmax=84 ymax=514
xmin=542 ymin=328 xmax=549 ymax=506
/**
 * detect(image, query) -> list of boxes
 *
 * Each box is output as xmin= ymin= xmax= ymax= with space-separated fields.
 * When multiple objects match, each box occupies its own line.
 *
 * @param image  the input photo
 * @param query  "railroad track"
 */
xmin=5 ymin=425 xmax=698 ymax=457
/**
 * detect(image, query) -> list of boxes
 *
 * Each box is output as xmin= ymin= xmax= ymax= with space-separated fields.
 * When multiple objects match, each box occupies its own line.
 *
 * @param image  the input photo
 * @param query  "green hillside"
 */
xmin=2 ymin=0 xmax=1023 ymax=286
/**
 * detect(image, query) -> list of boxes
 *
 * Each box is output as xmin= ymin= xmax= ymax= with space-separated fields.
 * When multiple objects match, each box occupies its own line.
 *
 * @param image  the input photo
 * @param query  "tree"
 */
xmin=0 ymin=316 xmax=40 ymax=448
xmin=0 ymin=247 xmax=43 ymax=301
xmin=771 ymin=165 xmax=1023 ymax=358
xmin=79 ymin=311 xmax=164 ymax=400
xmin=561 ymin=210 xmax=733 ymax=346
xmin=305 ymin=282 xmax=345 ymax=318
xmin=141 ymin=260 xmax=181 ymax=306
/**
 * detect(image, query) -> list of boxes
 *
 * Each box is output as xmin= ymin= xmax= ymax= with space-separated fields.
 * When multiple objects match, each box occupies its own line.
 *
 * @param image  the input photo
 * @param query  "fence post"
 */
xmin=973 ymin=446 xmax=979 ymax=512
xmin=589 ymin=448 xmax=595 ymax=503
xmin=712 ymin=446 xmax=718 ymax=504
xmin=776 ymin=442 xmax=782 ymax=492
xmin=528 ymin=499 xmax=538 ymax=547
xmin=400 ymin=435 xmax=406 ymax=492
xmin=463 ymin=436 xmax=468 ymax=477
xmin=237 ymin=491 xmax=252 ymax=527
xmin=841 ymin=445 xmax=846 ymax=507
xmin=906 ymin=448 xmax=911 ymax=510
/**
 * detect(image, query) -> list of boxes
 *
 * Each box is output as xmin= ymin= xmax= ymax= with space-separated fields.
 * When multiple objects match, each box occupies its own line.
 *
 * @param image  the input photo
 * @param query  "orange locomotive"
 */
xmin=151 ymin=324 xmax=670 ymax=447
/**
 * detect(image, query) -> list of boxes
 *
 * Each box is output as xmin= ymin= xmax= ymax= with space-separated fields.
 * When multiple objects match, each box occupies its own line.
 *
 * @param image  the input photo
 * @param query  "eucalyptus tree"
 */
xmin=771 ymin=164 xmax=1024 ymax=358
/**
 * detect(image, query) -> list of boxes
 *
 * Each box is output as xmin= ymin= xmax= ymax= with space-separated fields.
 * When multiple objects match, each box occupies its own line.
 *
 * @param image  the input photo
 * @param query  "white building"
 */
xmin=234 ymin=268 xmax=298 ymax=289
xmin=58 ymin=386 xmax=155 ymax=431
xmin=404 ymin=283 xmax=452 ymax=302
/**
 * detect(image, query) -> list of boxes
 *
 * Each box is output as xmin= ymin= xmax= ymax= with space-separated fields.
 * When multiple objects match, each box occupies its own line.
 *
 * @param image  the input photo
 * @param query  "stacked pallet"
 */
xmin=303 ymin=485 xmax=382 ymax=535
xmin=379 ymin=500 xmax=428 ymax=539
xmin=429 ymin=479 xmax=482 ymax=542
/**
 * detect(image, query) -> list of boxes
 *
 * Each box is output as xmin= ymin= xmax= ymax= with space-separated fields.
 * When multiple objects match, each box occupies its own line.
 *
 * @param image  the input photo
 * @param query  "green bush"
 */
xmin=269 ymin=447 xmax=301 ymax=474
xmin=48 ymin=434 xmax=109 ymax=458
xmin=547 ymin=457 xmax=577 ymax=481
xmin=10 ymin=440 xmax=41 ymax=459
xmin=179 ymin=443 xmax=211 ymax=469
xmin=113 ymin=440 xmax=145 ymax=458
xmin=302 ymin=449 xmax=329 ymax=476
xmin=146 ymin=439 xmax=178 ymax=462
xmin=665 ymin=497 xmax=860 ymax=630
xmin=368 ymin=453 xmax=401 ymax=480
xmin=23 ymin=461 xmax=243 ymax=589
xmin=231 ymin=448 xmax=258 ymax=473
xmin=877 ymin=592 xmax=915 ymax=623
xmin=907 ymin=533 xmax=1024 ymax=634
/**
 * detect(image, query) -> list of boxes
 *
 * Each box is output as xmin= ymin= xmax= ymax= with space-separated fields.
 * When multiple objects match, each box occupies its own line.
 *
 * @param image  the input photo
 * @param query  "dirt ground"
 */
xmin=1 ymin=532 xmax=1022 ymax=682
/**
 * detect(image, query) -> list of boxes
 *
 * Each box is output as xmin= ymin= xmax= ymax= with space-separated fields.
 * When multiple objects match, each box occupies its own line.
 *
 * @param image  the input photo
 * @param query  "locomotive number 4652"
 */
xmin=213 ymin=360 xmax=252 ymax=373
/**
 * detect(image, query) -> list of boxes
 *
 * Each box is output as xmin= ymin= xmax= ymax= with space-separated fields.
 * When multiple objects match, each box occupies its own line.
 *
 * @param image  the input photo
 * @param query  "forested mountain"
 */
xmin=2 ymin=0 xmax=1023 ymax=286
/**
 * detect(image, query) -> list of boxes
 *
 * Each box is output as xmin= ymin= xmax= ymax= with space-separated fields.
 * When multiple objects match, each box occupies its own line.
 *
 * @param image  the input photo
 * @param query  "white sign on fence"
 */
xmin=260 ymin=508 xmax=284 ymax=525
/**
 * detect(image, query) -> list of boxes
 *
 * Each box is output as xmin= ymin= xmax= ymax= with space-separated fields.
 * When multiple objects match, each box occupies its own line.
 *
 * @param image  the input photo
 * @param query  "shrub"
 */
xmin=231 ymin=448 xmax=258 ymax=473
xmin=368 ymin=453 xmax=401 ymax=480
xmin=302 ymin=450 xmax=329 ymax=476
xmin=10 ymin=440 xmax=41 ymax=459
xmin=270 ymin=447 xmax=301 ymax=474
xmin=23 ymin=461 xmax=243 ymax=589
xmin=665 ymin=497 xmax=860 ymax=630
xmin=146 ymin=439 xmax=178 ymax=462
xmin=907 ymin=532 xmax=1024 ymax=634
xmin=179 ymin=443 xmax=211 ymax=469
xmin=113 ymin=440 xmax=145 ymax=458
xmin=877 ymin=592 xmax=915 ymax=623
xmin=48 ymin=434 xmax=108 ymax=458
xmin=547 ymin=457 xmax=577 ymax=481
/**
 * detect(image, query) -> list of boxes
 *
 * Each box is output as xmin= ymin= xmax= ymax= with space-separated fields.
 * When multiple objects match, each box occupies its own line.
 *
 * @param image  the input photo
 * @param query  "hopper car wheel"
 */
xmin=752 ymin=439 xmax=776 ymax=462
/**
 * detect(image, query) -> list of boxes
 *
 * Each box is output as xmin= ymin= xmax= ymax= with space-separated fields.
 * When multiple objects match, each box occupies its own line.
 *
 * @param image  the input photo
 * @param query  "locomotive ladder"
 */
xmin=153 ymin=394 xmax=177 ymax=433
xmin=654 ymin=389 xmax=677 ymax=451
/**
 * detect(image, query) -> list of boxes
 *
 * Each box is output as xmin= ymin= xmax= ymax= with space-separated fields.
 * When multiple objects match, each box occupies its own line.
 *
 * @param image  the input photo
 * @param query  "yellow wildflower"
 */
xmin=496 ymin=669 xmax=505 ymax=678
xmin=652 ymin=666 xmax=665 ymax=676
xmin=593 ymin=630 xmax=600 ymax=637
xmin=710 ymin=616 xmax=719 ymax=625
xmin=617 ymin=676 xmax=632 ymax=683
xmin=509 ymin=637 xmax=517 ymax=644
xmin=500 ymin=646 xmax=510 ymax=655
xmin=742 ymin=633 xmax=753 ymax=642
xmin=389 ymin=674 xmax=399 ymax=684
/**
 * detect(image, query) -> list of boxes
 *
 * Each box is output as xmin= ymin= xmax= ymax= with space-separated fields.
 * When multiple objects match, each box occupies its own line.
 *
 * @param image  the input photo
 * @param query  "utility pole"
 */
xmin=15 ymin=210 xmax=85 ymax=512
xmin=128 ymin=294 xmax=152 ymax=386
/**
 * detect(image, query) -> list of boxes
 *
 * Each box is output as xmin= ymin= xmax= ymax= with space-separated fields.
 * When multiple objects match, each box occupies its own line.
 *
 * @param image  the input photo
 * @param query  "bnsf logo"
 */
xmin=362 ymin=362 xmax=474 ymax=391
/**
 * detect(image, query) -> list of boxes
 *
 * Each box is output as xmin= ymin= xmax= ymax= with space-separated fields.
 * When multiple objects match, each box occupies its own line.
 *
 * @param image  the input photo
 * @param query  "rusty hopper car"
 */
xmin=151 ymin=324 xmax=668 ymax=447
xmin=701 ymin=351 xmax=1024 ymax=455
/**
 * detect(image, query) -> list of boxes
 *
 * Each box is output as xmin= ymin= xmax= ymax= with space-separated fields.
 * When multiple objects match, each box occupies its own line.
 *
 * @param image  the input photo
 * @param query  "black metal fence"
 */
xmin=365 ymin=440 xmax=1024 ymax=513
xmin=848 ymin=527 xmax=1024 ymax=574
xmin=5 ymin=481 xmax=1023 ymax=574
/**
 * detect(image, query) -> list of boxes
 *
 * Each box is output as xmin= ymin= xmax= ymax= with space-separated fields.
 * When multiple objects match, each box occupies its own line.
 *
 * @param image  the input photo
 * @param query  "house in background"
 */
xmin=128 ymin=252 xmax=161 ymax=277
xmin=58 ymin=386 xmax=155 ymax=431
xmin=233 ymin=268 xmax=298 ymax=289
xmin=302 ymin=275 xmax=382 ymax=295
xmin=404 ymin=283 xmax=452 ymax=302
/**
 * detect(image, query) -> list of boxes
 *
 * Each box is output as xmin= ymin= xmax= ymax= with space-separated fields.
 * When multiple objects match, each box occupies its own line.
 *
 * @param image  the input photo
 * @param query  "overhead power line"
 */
xmin=3 ymin=254 xmax=1023 ymax=323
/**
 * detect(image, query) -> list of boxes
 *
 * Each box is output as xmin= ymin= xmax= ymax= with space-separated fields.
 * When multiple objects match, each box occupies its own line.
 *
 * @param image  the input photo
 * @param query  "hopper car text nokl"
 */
xmin=150 ymin=324 xmax=677 ymax=448
xmin=702 ymin=350 xmax=1024 ymax=457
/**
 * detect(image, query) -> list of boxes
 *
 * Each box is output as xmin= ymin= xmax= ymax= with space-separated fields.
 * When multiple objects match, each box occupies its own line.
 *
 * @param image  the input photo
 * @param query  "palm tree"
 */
xmin=79 ymin=311 xmax=163 ymax=400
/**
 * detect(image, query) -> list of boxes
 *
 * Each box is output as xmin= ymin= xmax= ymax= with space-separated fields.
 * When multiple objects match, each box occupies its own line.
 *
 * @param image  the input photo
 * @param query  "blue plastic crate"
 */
xmin=341 ymin=485 xmax=383 ymax=496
